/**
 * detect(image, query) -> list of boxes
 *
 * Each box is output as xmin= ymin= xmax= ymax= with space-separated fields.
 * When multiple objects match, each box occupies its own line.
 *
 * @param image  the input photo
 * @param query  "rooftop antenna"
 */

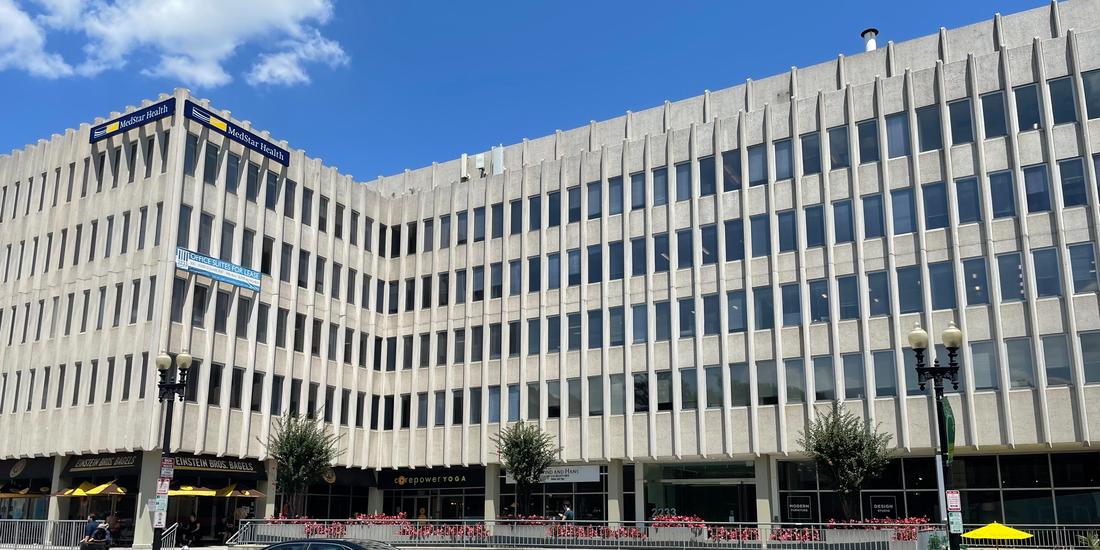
xmin=861 ymin=28 xmax=880 ymax=52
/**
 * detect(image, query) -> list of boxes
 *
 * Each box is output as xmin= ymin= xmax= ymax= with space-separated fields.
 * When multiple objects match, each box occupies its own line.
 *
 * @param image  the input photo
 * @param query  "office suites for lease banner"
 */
xmin=183 ymin=100 xmax=290 ymax=166
xmin=175 ymin=247 xmax=261 ymax=292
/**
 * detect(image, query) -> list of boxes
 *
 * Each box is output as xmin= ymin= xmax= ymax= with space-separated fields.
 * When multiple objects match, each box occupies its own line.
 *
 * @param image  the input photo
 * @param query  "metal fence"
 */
xmin=960 ymin=524 xmax=1100 ymax=549
xmin=160 ymin=522 xmax=179 ymax=550
xmin=232 ymin=519 xmax=949 ymax=550
xmin=0 ymin=520 xmax=86 ymax=550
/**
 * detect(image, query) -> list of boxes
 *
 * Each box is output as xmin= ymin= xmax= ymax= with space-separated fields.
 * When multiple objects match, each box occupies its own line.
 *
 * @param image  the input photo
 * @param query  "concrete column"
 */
xmin=754 ymin=456 xmax=775 ymax=524
xmin=607 ymin=459 xmax=623 ymax=526
xmin=257 ymin=459 xmax=277 ymax=518
xmin=483 ymin=464 xmax=499 ymax=521
xmin=131 ymin=451 xmax=161 ymax=550
xmin=367 ymin=487 xmax=383 ymax=514
xmin=46 ymin=456 xmax=66 ymax=522
xmin=633 ymin=462 xmax=645 ymax=525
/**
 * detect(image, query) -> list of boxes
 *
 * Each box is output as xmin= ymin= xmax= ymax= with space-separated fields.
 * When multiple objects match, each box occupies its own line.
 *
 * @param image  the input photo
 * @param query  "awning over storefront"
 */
xmin=63 ymin=453 xmax=142 ymax=478
xmin=378 ymin=466 xmax=484 ymax=491
xmin=171 ymin=455 xmax=264 ymax=480
xmin=327 ymin=467 xmax=376 ymax=488
xmin=0 ymin=458 xmax=55 ymax=481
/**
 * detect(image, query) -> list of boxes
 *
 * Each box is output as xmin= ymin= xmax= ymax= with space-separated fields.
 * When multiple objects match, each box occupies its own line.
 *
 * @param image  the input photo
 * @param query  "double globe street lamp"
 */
xmin=151 ymin=351 xmax=192 ymax=550
xmin=907 ymin=322 xmax=962 ymax=550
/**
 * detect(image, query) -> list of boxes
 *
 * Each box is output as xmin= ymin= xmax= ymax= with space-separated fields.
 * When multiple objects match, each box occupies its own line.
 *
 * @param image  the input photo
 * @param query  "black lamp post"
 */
xmin=151 ymin=351 xmax=192 ymax=550
xmin=907 ymin=322 xmax=961 ymax=550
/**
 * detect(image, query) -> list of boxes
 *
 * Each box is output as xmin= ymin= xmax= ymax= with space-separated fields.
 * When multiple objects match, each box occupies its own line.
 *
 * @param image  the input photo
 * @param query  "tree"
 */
xmin=798 ymin=403 xmax=893 ymax=520
xmin=263 ymin=414 xmax=341 ymax=516
xmin=493 ymin=421 xmax=559 ymax=516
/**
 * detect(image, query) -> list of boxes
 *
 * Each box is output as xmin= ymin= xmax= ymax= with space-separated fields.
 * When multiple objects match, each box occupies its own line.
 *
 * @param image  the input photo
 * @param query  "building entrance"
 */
xmin=644 ymin=462 xmax=758 ymax=523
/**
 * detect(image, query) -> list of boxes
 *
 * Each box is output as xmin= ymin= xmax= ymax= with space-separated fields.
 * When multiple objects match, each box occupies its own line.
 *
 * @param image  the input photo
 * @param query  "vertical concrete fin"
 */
xmin=993 ymin=13 xmax=1005 ymax=51
xmin=625 ymin=110 xmax=633 ymax=140
xmin=1050 ymin=0 xmax=1063 ymax=38
xmin=886 ymin=40 xmax=897 ymax=77
xmin=589 ymin=119 xmax=597 ymax=152
xmin=789 ymin=66 xmax=798 ymax=99
xmin=938 ymin=27 xmax=950 ymax=63
xmin=663 ymin=100 xmax=672 ymax=133
xmin=837 ymin=54 xmax=847 ymax=91
xmin=555 ymin=129 xmax=563 ymax=159
xmin=703 ymin=89 xmax=711 ymax=121
xmin=745 ymin=78 xmax=754 ymax=112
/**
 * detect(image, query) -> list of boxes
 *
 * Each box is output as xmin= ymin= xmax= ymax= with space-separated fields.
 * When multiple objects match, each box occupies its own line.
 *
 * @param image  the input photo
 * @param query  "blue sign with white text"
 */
xmin=175 ymin=247 xmax=261 ymax=292
xmin=184 ymin=100 xmax=290 ymax=166
xmin=89 ymin=98 xmax=175 ymax=143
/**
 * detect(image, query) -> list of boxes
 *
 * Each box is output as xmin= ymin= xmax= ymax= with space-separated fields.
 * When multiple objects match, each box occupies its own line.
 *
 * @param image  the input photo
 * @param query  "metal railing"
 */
xmin=160 ymin=522 xmax=179 ymax=550
xmin=960 ymin=524 xmax=1100 ymax=549
xmin=0 ymin=520 xmax=86 ymax=550
xmin=232 ymin=519 xmax=949 ymax=549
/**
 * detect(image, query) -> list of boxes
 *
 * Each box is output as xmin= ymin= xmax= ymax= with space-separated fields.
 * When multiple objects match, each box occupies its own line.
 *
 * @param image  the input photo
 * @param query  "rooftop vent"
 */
xmin=861 ymin=27 xmax=879 ymax=52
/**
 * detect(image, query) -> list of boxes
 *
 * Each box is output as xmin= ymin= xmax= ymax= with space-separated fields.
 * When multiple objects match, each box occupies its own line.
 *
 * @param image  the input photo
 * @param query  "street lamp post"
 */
xmin=151 ymin=351 xmax=192 ymax=550
xmin=907 ymin=322 xmax=962 ymax=550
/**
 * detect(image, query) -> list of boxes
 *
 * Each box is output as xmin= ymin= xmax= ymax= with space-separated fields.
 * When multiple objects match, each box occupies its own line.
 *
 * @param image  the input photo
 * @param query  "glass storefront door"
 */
xmin=647 ymin=481 xmax=756 ymax=523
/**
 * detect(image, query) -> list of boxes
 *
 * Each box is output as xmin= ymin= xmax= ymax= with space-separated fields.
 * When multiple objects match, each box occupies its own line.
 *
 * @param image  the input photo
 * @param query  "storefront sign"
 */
xmin=90 ymin=98 xmax=175 ymax=143
xmin=869 ymin=495 xmax=898 ymax=519
xmin=184 ymin=100 xmax=289 ymax=166
xmin=176 ymin=247 xmax=261 ymax=291
xmin=786 ymin=495 xmax=812 ymax=520
xmin=172 ymin=455 xmax=263 ymax=479
xmin=505 ymin=465 xmax=600 ymax=485
xmin=1 ymin=458 xmax=54 ymax=480
xmin=64 ymin=453 xmax=142 ymax=477
xmin=378 ymin=467 xmax=484 ymax=490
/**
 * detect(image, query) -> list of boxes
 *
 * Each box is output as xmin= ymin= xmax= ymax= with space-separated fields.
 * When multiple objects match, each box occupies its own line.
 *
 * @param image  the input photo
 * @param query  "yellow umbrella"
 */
xmin=962 ymin=522 xmax=1033 ymax=540
xmin=83 ymin=481 xmax=127 ymax=496
xmin=169 ymin=485 xmax=217 ymax=497
xmin=55 ymin=482 xmax=98 ymax=497
xmin=215 ymin=484 xmax=265 ymax=498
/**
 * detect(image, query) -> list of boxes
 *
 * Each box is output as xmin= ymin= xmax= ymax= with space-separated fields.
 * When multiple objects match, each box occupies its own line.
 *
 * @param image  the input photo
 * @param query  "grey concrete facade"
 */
xmin=1 ymin=0 xmax=1100 ymax=527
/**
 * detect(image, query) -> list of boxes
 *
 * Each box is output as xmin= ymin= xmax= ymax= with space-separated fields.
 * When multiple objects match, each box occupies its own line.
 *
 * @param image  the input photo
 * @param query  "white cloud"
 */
xmin=4 ymin=0 xmax=348 ymax=87
xmin=0 ymin=0 xmax=73 ymax=78
xmin=247 ymin=30 xmax=347 ymax=86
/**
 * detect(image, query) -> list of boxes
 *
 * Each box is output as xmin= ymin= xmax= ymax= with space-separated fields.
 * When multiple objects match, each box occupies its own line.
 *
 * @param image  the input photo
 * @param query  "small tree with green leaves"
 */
xmin=493 ymin=421 xmax=559 ymax=516
xmin=263 ymin=414 xmax=341 ymax=516
xmin=798 ymin=403 xmax=893 ymax=520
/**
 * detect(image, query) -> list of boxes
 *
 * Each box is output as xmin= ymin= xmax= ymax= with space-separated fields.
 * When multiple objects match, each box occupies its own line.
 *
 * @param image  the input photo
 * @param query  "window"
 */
xmin=754 ymin=286 xmax=773 ymax=330
xmin=748 ymin=144 xmax=767 ymax=186
xmin=654 ymin=301 xmax=671 ymax=341
xmin=755 ymin=361 xmax=778 ymax=405
xmin=751 ymin=215 xmax=770 ymax=257
xmin=982 ymin=91 xmax=1008 ymax=138
xmin=724 ymin=220 xmax=743 ymax=261
xmin=675 ymin=229 xmax=693 ymax=269
xmin=774 ymin=139 xmax=792 ymax=180
xmin=863 ymin=194 xmax=885 ymax=238
xmin=587 ymin=180 xmax=603 ymax=218
xmin=998 ymin=252 xmax=1025 ymax=302
xmin=916 ymin=105 xmax=942 ymax=152
xmin=529 ymin=255 xmax=542 ymax=291
xmin=722 ymin=150 xmax=741 ymax=191
xmin=653 ymin=234 xmax=669 ymax=272
xmin=508 ymin=260 xmax=521 ymax=296
xmin=1024 ymin=164 xmax=1051 ymax=213
xmin=456 ymin=210 xmax=468 ymax=244
xmin=989 ymin=171 xmax=1016 ymax=218
xmin=809 ymin=279 xmax=829 ymax=323
xmin=1059 ymin=158 xmax=1087 ymax=207
xmin=777 ymin=211 xmax=796 ymax=252
xmin=1082 ymin=332 xmax=1100 ymax=383
xmin=529 ymin=195 xmax=542 ymax=230
xmin=183 ymin=133 xmax=198 ymax=176
xmin=1042 ymin=335 xmax=1073 ymax=386
xmin=567 ymin=187 xmax=581 ymax=222
xmin=929 ymin=261 xmax=956 ymax=310
xmin=813 ymin=356 xmax=835 ymax=400
xmin=1006 ymin=338 xmax=1035 ymax=388
xmin=698 ymin=157 xmax=715 ymax=196
xmin=892 ymin=188 xmax=916 ymax=234
xmin=473 ymin=206 xmax=485 ymax=242
xmin=301 ymin=187 xmax=313 ymax=225
xmin=1015 ymin=84 xmax=1042 ymax=131
xmin=857 ymin=119 xmax=879 ymax=163
xmin=963 ymin=257 xmax=990 ymax=305
xmin=886 ymin=112 xmax=909 ymax=158
xmin=631 ymin=172 xmax=647 ymax=208
xmin=1033 ymin=248 xmax=1061 ymax=297
xmin=547 ymin=191 xmax=561 ymax=227
xmin=838 ymin=275 xmax=859 ymax=319
xmin=948 ymin=99 xmax=974 ymax=144
xmin=955 ymin=177 xmax=982 ymax=223
xmin=923 ymin=182 xmax=948 ymax=230
xmin=652 ymin=167 xmax=668 ymax=205
xmin=873 ymin=351 xmax=897 ymax=397
xmin=472 ymin=265 xmax=484 ymax=301
xmin=801 ymin=132 xmax=821 ymax=175
xmin=843 ymin=354 xmax=865 ymax=399
xmin=828 ymin=126 xmax=850 ymax=169
xmin=804 ymin=205 xmax=825 ymax=247
xmin=833 ymin=200 xmax=853 ymax=243
xmin=727 ymin=290 xmax=746 ymax=333
xmin=897 ymin=266 xmax=922 ymax=313
xmin=491 ymin=203 xmax=503 ymax=239
xmin=700 ymin=225 xmax=717 ymax=265
xmin=966 ymin=341 xmax=998 ymax=390
xmin=587 ymin=244 xmax=602 ymax=283
xmin=438 ymin=215 xmax=450 ymax=248
xmin=674 ymin=162 xmax=691 ymax=201
xmin=1069 ymin=243 xmax=1098 ymax=293
xmin=781 ymin=283 xmax=801 ymax=326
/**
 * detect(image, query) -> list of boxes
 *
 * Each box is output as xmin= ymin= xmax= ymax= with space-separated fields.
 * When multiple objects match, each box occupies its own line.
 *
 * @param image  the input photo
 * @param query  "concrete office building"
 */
xmin=3 ymin=0 xmax=1100 ymax=544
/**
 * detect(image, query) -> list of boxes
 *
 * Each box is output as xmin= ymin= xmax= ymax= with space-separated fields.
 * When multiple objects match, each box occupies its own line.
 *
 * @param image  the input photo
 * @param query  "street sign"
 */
xmin=946 ymin=490 xmax=961 ymax=512
xmin=948 ymin=511 xmax=963 ymax=534
xmin=153 ymin=511 xmax=167 ymax=529
xmin=160 ymin=457 xmax=175 ymax=478
xmin=156 ymin=478 xmax=171 ymax=496
xmin=154 ymin=496 xmax=168 ymax=512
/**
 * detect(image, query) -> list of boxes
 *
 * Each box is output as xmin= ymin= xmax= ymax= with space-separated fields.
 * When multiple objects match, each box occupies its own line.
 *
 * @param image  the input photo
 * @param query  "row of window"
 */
xmin=1 ymin=130 xmax=170 ymax=229
xmin=0 ymin=353 xmax=152 ymax=414
xmin=1 ymin=276 xmax=158 ymax=347
xmin=2 ymin=204 xmax=164 ymax=287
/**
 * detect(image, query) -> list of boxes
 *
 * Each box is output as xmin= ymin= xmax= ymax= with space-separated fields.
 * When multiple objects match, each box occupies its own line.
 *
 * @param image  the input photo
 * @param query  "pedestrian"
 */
xmin=83 ymin=515 xmax=99 ymax=540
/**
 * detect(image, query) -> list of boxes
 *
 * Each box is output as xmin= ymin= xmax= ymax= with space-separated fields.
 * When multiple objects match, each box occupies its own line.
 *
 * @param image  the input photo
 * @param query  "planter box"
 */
xmin=648 ymin=526 xmax=709 ymax=542
xmin=255 ymin=524 xmax=307 ymax=540
xmin=825 ymin=529 xmax=896 ymax=543
xmin=345 ymin=524 xmax=403 ymax=542
xmin=494 ymin=525 xmax=549 ymax=539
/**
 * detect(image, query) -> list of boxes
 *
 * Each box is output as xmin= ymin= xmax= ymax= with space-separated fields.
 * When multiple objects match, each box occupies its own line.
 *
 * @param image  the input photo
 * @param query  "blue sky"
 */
xmin=1 ymin=0 xmax=1042 ymax=181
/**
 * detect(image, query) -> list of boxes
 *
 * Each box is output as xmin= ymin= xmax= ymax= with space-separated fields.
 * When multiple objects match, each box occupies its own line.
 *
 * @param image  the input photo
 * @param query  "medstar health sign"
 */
xmin=89 ymin=98 xmax=176 ymax=143
xmin=184 ymin=100 xmax=289 ymax=166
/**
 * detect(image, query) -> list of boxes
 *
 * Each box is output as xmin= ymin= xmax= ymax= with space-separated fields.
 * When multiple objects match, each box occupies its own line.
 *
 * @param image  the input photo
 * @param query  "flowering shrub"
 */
xmin=303 ymin=522 xmax=347 ymax=538
xmin=353 ymin=512 xmax=411 ymax=525
xmin=547 ymin=524 xmax=648 ymax=539
xmin=651 ymin=514 xmax=707 ymax=529
xmin=498 ymin=514 xmax=551 ymax=525
xmin=770 ymin=527 xmax=822 ymax=542
xmin=397 ymin=523 xmax=489 ymax=539
xmin=708 ymin=527 xmax=761 ymax=541
xmin=827 ymin=517 xmax=932 ymax=541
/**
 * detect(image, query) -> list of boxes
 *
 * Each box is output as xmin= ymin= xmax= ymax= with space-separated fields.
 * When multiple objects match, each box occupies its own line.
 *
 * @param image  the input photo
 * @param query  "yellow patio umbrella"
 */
xmin=169 ymin=485 xmax=217 ymax=497
xmin=214 ymin=484 xmax=266 ymax=498
xmin=82 ymin=481 xmax=127 ymax=496
xmin=962 ymin=522 xmax=1033 ymax=540
xmin=54 ymin=481 xmax=98 ymax=497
